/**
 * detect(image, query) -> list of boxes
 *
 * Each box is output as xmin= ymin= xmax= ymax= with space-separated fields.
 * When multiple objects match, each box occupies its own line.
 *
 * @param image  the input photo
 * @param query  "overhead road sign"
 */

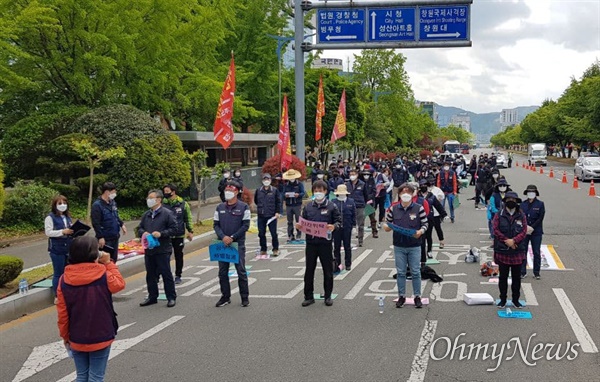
xmin=419 ymin=5 xmax=469 ymax=41
xmin=317 ymin=8 xmax=366 ymax=44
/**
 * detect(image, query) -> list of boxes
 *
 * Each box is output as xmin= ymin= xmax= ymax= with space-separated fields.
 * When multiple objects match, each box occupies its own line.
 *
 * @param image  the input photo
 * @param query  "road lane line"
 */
xmin=343 ymin=267 xmax=378 ymax=299
xmin=521 ymin=283 xmax=538 ymax=306
xmin=336 ymin=249 xmax=372 ymax=280
xmin=181 ymin=277 xmax=220 ymax=296
xmin=408 ymin=320 xmax=438 ymax=382
xmin=553 ymin=288 xmax=598 ymax=353
xmin=376 ymin=250 xmax=392 ymax=263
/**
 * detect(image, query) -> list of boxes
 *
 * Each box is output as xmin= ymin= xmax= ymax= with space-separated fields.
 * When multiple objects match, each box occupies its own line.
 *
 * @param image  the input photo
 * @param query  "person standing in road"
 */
xmin=474 ymin=161 xmax=489 ymax=208
xmin=45 ymin=195 xmax=74 ymax=304
xmin=392 ymin=159 xmax=409 ymax=202
xmin=297 ymin=180 xmax=342 ymax=307
xmin=217 ymin=168 xmax=232 ymax=202
xmin=361 ymin=168 xmax=379 ymax=238
xmin=345 ymin=168 xmax=369 ymax=247
xmin=384 ymin=183 xmax=428 ymax=309
xmin=138 ymin=190 xmax=178 ymax=308
xmin=57 ymin=236 xmax=125 ymax=382
xmin=213 ymin=181 xmax=251 ymax=307
xmin=162 ymin=184 xmax=194 ymax=285
xmin=91 ymin=182 xmax=127 ymax=263
xmin=492 ymin=191 xmax=528 ymax=308
xmin=467 ymin=155 xmax=478 ymax=185
xmin=436 ymin=159 xmax=458 ymax=223
xmin=332 ymin=184 xmax=356 ymax=273
xmin=282 ymin=169 xmax=305 ymax=243
xmin=520 ymin=185 xmax=545 ymax=280
xmin=419 ymin=180 xmax=446 ymax=259
xmin=254 ymin=173 xmax=281 ymax=258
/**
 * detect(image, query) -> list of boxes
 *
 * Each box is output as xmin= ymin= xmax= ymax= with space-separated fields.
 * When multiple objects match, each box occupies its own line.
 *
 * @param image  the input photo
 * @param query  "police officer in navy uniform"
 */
xmin=520 ymin=185 xmax=545 ymax=280
xmin=213 ymin=181 xmax=251 ymax=307
xmin=297 ymin=180 xmax=342 ymax=307
xmin=91 ymin=182 xmax=126 ymax=263
xmin=254 ymin=173 xmax=281 ymax=257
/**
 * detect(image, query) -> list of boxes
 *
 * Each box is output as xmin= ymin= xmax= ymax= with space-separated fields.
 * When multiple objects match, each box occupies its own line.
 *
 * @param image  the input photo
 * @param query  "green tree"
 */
xmin=187 ymin=150 xmax=228 ymax=223
xmin=0 ymin=157 xmax=5 ymax=219
xmin=438 ymin=125 xmax=475 ymax=145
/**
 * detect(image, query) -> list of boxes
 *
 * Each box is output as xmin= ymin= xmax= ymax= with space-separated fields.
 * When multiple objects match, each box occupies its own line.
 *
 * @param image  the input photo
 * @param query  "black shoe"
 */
xmin=414 ymin=296 xmax=423 ymax=308
xmin=345 ymin=266 xmax=351 ymax=271
xmin=139 ymin=298 xmax=158 ymax=307
xmin=535 ymin=275 xmax=540 ymax=280
xmin=451 ymin=218 xmax=455 ymax=223
xmin=324 ymin=298 xmax=333 ymax=306
xmin=241 ymin=299 xmax=249 ymax=307
xmin=512 ymin=300 xmax=523 ymax=309
xmin=296 ymin=233 xmax=302 ymax=240
xmin=392 ymin=273 xmax=398 ymax=279
xmin=396 ymin=296 xmax=406 ymax=308
xmin=215 ymin=297 xmax=231 ymax=307
xmin=497 ymin=300 xmax=506 ymax=308
xmin=167 ymin=299 xmax=176 ymax=308
xmin=302 ymin=298 xmax=315 ymax=307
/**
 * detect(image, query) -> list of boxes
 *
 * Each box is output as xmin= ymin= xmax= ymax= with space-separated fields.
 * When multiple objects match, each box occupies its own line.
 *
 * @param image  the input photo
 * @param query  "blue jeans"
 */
xmin=394 ymin=246 xmax=422 ymax=297
xmin=257 ymin=216 xmax=279 ymax=252
xmin=49 ymin=252 xmax=68 ymax=295
xmin=72 ymin=345 xmax=111 ymax=382
xmin=521 ymin=235 xmax=543 ymax=276
xmin=442 ymin=193 xmax=455 ymax=219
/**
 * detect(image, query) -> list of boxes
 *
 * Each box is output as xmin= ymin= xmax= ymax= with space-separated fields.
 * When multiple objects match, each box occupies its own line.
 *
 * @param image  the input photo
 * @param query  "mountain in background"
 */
xmin=433 ymin=104 xmax=539 ymax=142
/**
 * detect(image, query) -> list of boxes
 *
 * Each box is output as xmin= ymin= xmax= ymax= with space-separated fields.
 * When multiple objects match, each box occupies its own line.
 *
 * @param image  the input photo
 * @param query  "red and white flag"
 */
xmin=214 ymin=55 xmax=235 ymax=149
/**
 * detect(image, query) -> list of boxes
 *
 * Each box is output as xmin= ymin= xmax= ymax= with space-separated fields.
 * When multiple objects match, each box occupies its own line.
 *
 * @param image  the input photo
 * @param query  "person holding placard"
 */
xmin=254 ymin=174 xmax=281 ymax=258
xmin=297 ymin=180 xmax=342 ymax=307
xmin=45 ymin=195 xmax=74 ymax=304
xmin=213 ymin=181 xmax=251 ymax=307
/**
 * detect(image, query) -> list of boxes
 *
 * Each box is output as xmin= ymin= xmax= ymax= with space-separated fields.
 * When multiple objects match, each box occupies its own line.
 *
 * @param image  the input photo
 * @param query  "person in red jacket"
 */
xmin=57 ymin=236 xmax=126 ymax=382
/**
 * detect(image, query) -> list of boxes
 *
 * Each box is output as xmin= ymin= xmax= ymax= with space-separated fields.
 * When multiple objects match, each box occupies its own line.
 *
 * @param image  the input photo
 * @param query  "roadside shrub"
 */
xmin=1 ymin=182 xmax=58 ymax=226
xmin=261 ymin=155 xmax=307 ymax=180
xmin=0 ymin=256 xmax=24 ymax=287
xmin=47 ymin=183 xmax=82 ymax=202
xmin=74 ymin=174 xmax=109 ymax=198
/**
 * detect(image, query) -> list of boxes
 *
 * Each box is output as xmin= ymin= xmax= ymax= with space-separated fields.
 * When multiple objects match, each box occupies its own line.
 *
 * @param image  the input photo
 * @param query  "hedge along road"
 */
xmin=1 ymin=154 xmax=599 ymax=382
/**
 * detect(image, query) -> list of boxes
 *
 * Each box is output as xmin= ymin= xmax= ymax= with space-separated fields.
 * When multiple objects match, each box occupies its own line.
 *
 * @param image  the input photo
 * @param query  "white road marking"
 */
xmin=181 ymin=277 xmax=220 ymax=296
xmin=443 ymin=273 xmax=467 ymax=277
xmin=408 ymin=320 xmax=438 ymax=382
xmin=376 ymin=250 xmax=392 ymax=263
xmin=336 ymin=249 xmax=373 ymax=280
xmin=553 ymin=288 xmax=598 ymax=353
xmin=270 ymin=277 xmax=303 ymax=281
xmin=521 ymin=283 xmax=538 ymax=306
xmin=430 ymin=281 xmax=467 ymax=302
xmin=343 ymin=267 xmax=378 ymax=299
xmin=251 ymin=282 xmax=304 ymax=299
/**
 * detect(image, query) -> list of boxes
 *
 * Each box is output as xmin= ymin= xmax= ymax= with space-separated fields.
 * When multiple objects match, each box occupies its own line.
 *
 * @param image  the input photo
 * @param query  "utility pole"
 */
xmin=294 ymin=0 xmax=305 ymax=162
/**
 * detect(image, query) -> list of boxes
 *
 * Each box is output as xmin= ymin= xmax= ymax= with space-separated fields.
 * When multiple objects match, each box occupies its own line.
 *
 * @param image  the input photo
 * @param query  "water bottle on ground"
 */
xmin=505 ymin=307 xmax=512 ymax=316
xmin=378 ymin=296 xmax=384 ymax=314
xmin=19 ymin=278 xmax=28 ymax=295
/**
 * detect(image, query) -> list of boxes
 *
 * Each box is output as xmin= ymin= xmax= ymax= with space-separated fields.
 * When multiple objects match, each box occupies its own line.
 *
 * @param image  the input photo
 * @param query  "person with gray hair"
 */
xmin=137 ymin=189 xmax=178 ymax=308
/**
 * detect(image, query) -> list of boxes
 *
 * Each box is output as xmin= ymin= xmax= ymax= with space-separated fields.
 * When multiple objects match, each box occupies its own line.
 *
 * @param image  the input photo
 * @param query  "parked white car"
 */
xmin=495 ymin=153 xmax=507 ymax=168
xmin=574 ymin=154 xmax=600 ymax=182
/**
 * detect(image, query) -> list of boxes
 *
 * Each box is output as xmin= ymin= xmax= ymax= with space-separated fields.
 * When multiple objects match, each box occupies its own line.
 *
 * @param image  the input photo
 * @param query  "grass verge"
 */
xmin=0 ymin=263 xmax=54 ymax=299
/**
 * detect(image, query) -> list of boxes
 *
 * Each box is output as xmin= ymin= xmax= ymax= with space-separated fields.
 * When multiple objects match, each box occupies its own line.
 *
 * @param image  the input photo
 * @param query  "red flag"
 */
xmin=315 ymin=75 xmax=325 ymax=141
xmin=214 ymin=55 xmax=235 ymax=149
xmin=278 ymin=95 xmax=293 ymax=171
xmin=330 ymin=89 xmax=346 ymax=143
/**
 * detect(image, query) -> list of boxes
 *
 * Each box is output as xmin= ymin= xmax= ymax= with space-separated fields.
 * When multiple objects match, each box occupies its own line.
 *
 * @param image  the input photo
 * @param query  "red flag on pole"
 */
xmin=315 ymin=75 xmax=325 ymax=141
xmin=330 ymin=89 xmax=346 ymax=143
xmin=213 ymin=54 xmax=235 ymax=149
xmin=278 ymin=95 xmax=293 ymax=171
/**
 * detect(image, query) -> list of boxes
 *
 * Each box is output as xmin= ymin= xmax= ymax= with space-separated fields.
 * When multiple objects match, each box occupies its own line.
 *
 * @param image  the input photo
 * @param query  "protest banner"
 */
xmin=298 ymin=216 xmax=329 ymax=239
xmin=209 ymin=240 xmax=239 ymax=264
xmin=386 ymin=223 xmax=417 ymax=237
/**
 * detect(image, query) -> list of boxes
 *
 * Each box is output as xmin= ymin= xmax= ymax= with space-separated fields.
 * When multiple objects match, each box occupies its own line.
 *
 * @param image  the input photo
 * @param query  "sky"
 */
xmin=316 ymin=0 xmax=600 ymax=114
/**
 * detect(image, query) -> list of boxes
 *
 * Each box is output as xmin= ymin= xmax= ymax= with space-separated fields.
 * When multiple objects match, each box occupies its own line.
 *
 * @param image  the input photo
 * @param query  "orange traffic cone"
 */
xmin=549 ymin=167 xmax=554 ymax=178
xmin=590 ymin=180 xmax=597 ymax=197
xmin=532 ymin=164 xmax=536 ymax=172
xmin=573 ymin=176 xmax=579 ymax=189
xmin=539 ymin=166 xmax=544 ymax=174
xmin=516 ymin=161 xmax=519 ymax=167
xmin=562 ymin=171 xmax=567 ymax=183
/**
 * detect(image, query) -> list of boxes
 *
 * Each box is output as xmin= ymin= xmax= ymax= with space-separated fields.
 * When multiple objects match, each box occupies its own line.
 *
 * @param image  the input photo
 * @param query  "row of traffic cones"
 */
xmin=516 ymin=160 xmax=596 ymax=196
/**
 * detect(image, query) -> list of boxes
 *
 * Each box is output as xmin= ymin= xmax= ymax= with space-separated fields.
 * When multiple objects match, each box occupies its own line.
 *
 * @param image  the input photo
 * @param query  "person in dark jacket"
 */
xmin=297 ymin=180 xmax=342 ymax=307
xmin=487 ymin=178 xmax=511 ymax=240
xmin=492 ymin=191 xmax=528 ymax=308
xmin=217 ymin=168 xmax=233 ymax=202
xmin=361 ymin=168 xmax=379 ymax=238
xmin=474 ymin=162 xmax=489 ymax=208
xmin=436 ymin=159 xmax=458 ymax=223
xmin=162 ymin=184 xmax=194 ymax=284
xmin=213 ymin=181 xmax=251 ymax=307
xmin=392 ymin=160 xmax=409 ymax=202
xmin=137 ymin=190 xmax=178 ymax=308
xmin=346 ymin=168 xmax=369 ymax=247
xmin=254 ymin=173 xmax=281 ymax=258
xmin=91 ymin=182 xmax=126 ymax=263
xmin=282 ymin=169 xmax=305 ymax=242
xmin=328 ymin=169 xmax=345 ymax=199
xmin=419 ymin=180 xmax=447 ymax=259
xmin=520 ymin=185 xmax=545 ymax=280
xmin=467 ymin=155 xmax=478 ymax=185
xmin=332 ymin=184 xmax=356 ymax=273
xmin=384 ymin=183 xmax=428 ymax=309
xmin=45 ymin=195 xmax=74 ymax=303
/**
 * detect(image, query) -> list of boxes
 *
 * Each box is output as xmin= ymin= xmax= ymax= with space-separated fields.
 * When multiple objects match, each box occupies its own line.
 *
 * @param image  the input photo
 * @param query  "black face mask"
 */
xmin=163 ymin=192 xmax=172 ymax=199
xmin=505 ymin=201 xmax=518 ymax=209
xmin=420 ymin=186 xmax=428 ymax=193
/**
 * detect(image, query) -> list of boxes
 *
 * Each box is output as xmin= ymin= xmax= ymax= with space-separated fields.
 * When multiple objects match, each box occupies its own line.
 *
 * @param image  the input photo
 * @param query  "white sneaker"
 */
xmin=377 ymin=223 xmax=382 ymax=229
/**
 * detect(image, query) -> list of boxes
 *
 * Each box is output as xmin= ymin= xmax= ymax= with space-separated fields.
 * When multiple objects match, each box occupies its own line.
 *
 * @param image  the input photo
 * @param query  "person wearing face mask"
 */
xmin=332 ymin=184 xmax=356 ymax=273
xmin=137 ymin=190 xmax=178 ymax=308
xmin=91 ymin=182 xmax=126 ymax=263
xmin=484 ymin=169 xmax=501 ymax=206
xmin=474 ymin=161 xmax=490 ymax=208
xmin=467 ymin=155 xmax=478 ymax=185
xmin=296 ymin=180 xmax=342 ymax=307
xmin=520 ymin=185 xmax=545 ymax=280
xmin=213 ymin=182 xmax=252 ymax=307
xmin=254 ymin=174 xmax=281 ymax=258
xmin=492 ymin=192 xmax=528 ymax=308
xmin=45 ymin=195 xmax=74 ymax=304
xmin=361 ymin=168 xmax=380 ymax=239
xmin=384 ymin=183 xmax=428 ymax=309
xmin=162 ymin=184 xmax=194 ymax=284
xmin=311 ymin=162 xmax=322 ymax=184
xmin=436 ymin=159 xmax=458 ymax=223
xmin=420 ymin=180 xmax=447 ymax=259
xmin=232 ymin=168 xmax=244 ymax=190
xmin=282 ymin=169 xmax=305 ymax=242
xmin=345 ymin=168 xmax=369 ymax=247
xmin=328 ymin=169 xmax=345 ymax=199
xmin=392 ymin=160 xmax=409 ymax=203
xmin=487 ymin=178 xmax=511 ymax=240
xmin=217 ymin=168 xmax=232 ymax=202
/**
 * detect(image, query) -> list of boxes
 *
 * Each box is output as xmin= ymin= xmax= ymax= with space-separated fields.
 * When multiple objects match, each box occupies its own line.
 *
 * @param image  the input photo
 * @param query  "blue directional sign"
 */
xmin=317 ymin=9 xmax=366 ymax=43
xmin=418 ymin=5 xmax=469 ymax=41
xmin=368 ymin=8 xmax=416 ymax=42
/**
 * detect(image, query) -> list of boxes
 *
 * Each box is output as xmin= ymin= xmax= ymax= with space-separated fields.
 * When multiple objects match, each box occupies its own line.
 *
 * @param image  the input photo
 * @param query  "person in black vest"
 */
xmin=254 ymin=173 xmax=281 ymax=258
xmin=138 ymin=190 xmax=178 ymax=308
xmin=474 ymin=161 xmax=489 ymax=208
xmin=520 ymin=185 xmax=546 ymax=280
xmin=57 ymin=236 xmax=125 ymax=382
xmin=282 ymin=169 xmax=305 ymax=242
xmin=492 ymin=192 xmax=528 ymax=308
xmin=213 ymin=181 xmax=251 ymax=307
xmin=45 ymin=195 xmax=74 ymax=304
xmin=384 ymin=183 xmax=428 ymax=309
xmin=361 ymin=167 xmax=379 ymax=238
xmin=327 ymin=168 xmax=345 ymax=199
xmin=297 ymin=180 xmax=342 ymax=307
xmin=332 ymin=184 xmax=357 ymax=273
xmin=91 ymin=182 xmax=126 ymax=263
xmin=162 ymin=184 xmax=194 ymax=284
xmin=345 ymin=168 xmax=369 ymax=247
xmin=467 ymin=155 xmax=478 ymax=185
xmin=436 ymin=159 xmax=458 ymax=223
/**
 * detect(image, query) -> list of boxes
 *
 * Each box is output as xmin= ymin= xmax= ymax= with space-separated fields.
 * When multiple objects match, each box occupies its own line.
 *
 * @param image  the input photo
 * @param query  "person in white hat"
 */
xmin=282 ymin=169 xmax=305 ymax=242
xmin=332 ymin=184 xmax=357 ymax=273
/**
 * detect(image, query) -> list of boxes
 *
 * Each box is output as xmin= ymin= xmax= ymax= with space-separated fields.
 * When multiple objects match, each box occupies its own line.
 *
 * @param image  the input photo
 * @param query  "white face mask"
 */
xmin=223 ymin=173 xmax=230 ymax=179
xmin=314 ymin=192 xmax=325 ymax=201
xmin=400 ymin=193 xmax=413 ymax=203
xmin=109 ymin=192 xmax=117 ymax=200
xmin=262 ymin=180 xmax=271 ymax=187
xmin=527 ymin=192 xmax=537 ymax=200
xmin=443 ymin=166 xmax=450 ymax=171
xmin=492 ymin=174 xmax=499 ymax=179
xmin=396 ymin=165 xmax=401 ymax=169
xmin=235 ymin=172 xmax=241 ymax=177
xmin=337 ymin=195 xmax=347 ymax=201
xmin=364 ymin=175 xmax=370 ymax=179
xmin=317 ymin=174 xmax=324 ymax=179
xmin=224 ymin=191 xmax=236 ymax=201
xmin=498 ymin=186 xmax=507 ymax=192
xmin=349 ymin=175 xmax=357 ymax=181
xmin=57 ymin=204 xmax=68 ymax=212
xmin=146 ymin=198 xmax=157 ymax=208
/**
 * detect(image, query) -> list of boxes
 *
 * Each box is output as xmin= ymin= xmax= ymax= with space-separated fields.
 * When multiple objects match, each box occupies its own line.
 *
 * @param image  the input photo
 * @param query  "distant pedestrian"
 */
xmin=162 ymin=184 xmax=194 ymax=285
xmin=45 ymin=195 xmax=74 ymax=304
xmin=254 ymin=173 xmax=281 ymax=258
xmin=138 ymin=190 xmax=178 ymax=308
xmin=91 ymin=182 xmax=127 ymax=263
xmin=57 ymin=236 xmax=125 ymax=382
xmin=520 ymin=185 xmax=545 ymax=280
xmin=282 ymin=169 xmax=305 ymax=242
xmin=217 ymin=168 xmax=233 ymax=202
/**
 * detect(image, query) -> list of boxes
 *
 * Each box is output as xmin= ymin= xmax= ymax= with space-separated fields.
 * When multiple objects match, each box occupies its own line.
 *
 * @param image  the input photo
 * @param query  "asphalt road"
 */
xmin=1 ymin=149 xmax=599 ymax=382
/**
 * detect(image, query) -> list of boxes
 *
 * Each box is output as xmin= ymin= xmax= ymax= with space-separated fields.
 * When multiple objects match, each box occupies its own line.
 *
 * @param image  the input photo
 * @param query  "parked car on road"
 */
xmin=495 ymin=153 xmax=507 ymax=168
xmin=574 ymin=154 xmax=600 ymax=182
